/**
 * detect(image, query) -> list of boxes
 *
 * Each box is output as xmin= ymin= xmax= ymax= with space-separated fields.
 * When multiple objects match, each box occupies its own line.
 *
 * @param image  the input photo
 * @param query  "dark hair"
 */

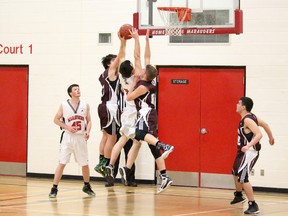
xmin=146 ymin=64 xmax=158 ymax=81
xmin=101 ymin=54 xmax=117 ymax=69
xmin=119 ymin=60 xmax=134 ymax=78
xmin=240 ymin=96 xmax=254 ymax=112
xmin=67 ymin=84 xmax=79 ymax=97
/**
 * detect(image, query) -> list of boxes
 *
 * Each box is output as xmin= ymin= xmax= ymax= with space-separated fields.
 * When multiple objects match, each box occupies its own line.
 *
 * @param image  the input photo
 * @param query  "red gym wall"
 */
xmin=0 ymin=66 xmax=28 ymax=163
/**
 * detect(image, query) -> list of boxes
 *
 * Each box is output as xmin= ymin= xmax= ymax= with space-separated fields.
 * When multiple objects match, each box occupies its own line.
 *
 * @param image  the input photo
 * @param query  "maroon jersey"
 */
xmin=98 ymin=69 xmax=123 ymax=133
xmin=134 ymin=80 xmax=156 ymax=111
xmin=237 ymin=113 xmax=261 ymax=151
xmin=99 ymin=69 xmax=121 ymax=104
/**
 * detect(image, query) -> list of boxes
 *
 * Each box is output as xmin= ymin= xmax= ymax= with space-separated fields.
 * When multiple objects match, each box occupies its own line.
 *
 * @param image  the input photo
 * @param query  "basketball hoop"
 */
xmin=157 ymin=7 xmax=191 ymax=36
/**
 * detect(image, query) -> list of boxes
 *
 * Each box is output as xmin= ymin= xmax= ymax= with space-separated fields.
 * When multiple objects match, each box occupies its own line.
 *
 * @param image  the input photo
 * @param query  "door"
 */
xmin=0 ymin=65 xmax=28 ymax=176
xmin=158 ymin=66 xmax=244 ymax=188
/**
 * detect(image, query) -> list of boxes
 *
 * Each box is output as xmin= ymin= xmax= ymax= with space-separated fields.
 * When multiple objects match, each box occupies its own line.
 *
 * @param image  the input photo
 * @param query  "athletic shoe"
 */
xmin=119 ymin=167 xmax=128 ymax=186
xmin=94 ymin=165 xmax=106 ymax=177
xmin=105 ymin=182 xmax=114 ymax=187
xmin=230 ymin=192 xmax=246 ymax=205
xmin=105 ymin=165 xmax=114 ymax=186
xmin=157 ymin=176 xmax=173 ymax=194
xmin=161 ymin=145 xmax=174 ymax=159
xmin=127 ymin=181 xmax=138 ymax=187
xmin=49 ymin=187 xmax=58 ymax=198
xmin=244 ymin=201 xmax=260 ymax=214
xmin=82 ymin=184 xmax=95 ymax=197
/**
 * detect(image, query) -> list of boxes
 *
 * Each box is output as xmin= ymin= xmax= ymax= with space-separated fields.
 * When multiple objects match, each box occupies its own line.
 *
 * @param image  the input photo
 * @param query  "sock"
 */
xmin=235 ymin=191 xmax=243 ymax=197
xmin=160 ymin=170 xmax=167 ymax=178
xmin=99 ymin=154 xmax=104 ymax=161
xmin=156 ymin=141 xmax=163 ymax=149
xmin=84 ymin=182 xmax=90 ymax=185
xmin=53 ymin=184 xmax=58 ymax=188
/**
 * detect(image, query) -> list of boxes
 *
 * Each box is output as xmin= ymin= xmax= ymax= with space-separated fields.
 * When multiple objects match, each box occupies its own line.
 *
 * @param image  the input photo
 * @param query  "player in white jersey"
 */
xmin=105 ymin=30 xmax=173 ymax=192
xmin=104 ymin=33 xmax=143 ymax=187
xmin=49 ymin=84 xmax=95 ymax=198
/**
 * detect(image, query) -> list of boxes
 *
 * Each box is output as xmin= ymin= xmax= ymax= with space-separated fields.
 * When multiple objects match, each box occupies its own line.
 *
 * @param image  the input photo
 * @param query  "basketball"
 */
xmin=119 ymin=24 xmax=133 ymax=40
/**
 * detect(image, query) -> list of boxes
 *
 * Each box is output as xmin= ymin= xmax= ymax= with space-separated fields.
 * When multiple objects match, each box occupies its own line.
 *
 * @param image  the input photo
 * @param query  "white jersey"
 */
xmin=119 ymin=74 xmax=135 ymax=107
xmin=119 ymin=74 xmax=137 ymax=138
xmin=62 ymin=100 xmax=87 ymax=135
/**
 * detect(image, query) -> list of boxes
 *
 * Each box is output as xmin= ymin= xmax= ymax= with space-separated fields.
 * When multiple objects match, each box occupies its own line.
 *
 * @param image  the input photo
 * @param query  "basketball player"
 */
xmin=231 ymin=96 xmax=275 ymax=214
xmin=95 ymin=32 xmax=136 ymax=186
xmin=117 ymin=28 xmax=174 ymax=194
xmin=49 ymin=84 xmax=95 ymax=198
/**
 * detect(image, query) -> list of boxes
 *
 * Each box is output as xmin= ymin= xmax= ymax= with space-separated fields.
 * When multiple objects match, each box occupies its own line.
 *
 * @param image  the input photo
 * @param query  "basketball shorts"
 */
xmin=232 ymin=148 xmax=259 ymax=183
xmin=135 ymin=108 xmax=158 ymax=140
xmin=119 ymin=104 xmax=137 ymax=139
xmin=59 ymin=132 xmax=89 ymax=166
xmin=98 ymin=102 xmax=120 ymax=135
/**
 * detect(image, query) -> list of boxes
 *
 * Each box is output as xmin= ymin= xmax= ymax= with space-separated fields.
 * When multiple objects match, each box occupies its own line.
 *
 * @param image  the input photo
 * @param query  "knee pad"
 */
xmin=149 ymin=145 xmax=161 ymax=160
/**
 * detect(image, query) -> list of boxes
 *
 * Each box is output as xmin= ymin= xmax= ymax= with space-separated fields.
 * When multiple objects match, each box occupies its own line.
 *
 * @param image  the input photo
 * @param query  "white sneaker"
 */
xmin=157 ymin=176 xmax=173 ymax=194
xmin=161 ymin=145 xmax=174 ymax=159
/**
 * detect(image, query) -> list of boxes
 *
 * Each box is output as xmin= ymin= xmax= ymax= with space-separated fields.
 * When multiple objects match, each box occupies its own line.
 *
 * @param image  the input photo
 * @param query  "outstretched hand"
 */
xmin=117 ymin=31 xmax=126 ymax=41
xmin=129 ymin=28 xmax=139 ymax=39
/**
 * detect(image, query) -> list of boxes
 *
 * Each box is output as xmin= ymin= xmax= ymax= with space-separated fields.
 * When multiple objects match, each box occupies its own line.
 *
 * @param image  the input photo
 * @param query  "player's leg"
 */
xmin=148 ymin=145 xmax=173 ymax=194
xmin=49 ymin=163 xmax=65 ymax=198
xmin=119 ymin=140 xmax=141 ymax=186
xmin=105 ymin=135 xmax=128 ymax=185
xmin=242 ymin=152 xmax=260 ymax=214
xmin=75 ymin=136 xmax=95 ymax=196
xmin=230 ymin=151 xmax=246 ymax=204
xmin=82 ymin=165 xmax=95 ymax=196
xmin=95 ymin=103 xmax=108 ymax=171
xmin=95 ymin=122 xmax=117 ymax=177
xmin=136 ymin=115 xmax=174 ymax=159
xmin=49 ymin=133 xmax=70 ymax=198
xmin=144 ymin=134 xmax=174 ymax=159
xmin=95 ymin=131 xmax=107 ymax=172
xmin=123 ymin=139 xmax=137 ymax=186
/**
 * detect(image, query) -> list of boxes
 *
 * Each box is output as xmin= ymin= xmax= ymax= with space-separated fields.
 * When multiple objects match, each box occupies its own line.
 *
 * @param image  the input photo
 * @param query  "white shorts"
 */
xmin=59 ymin=132 xmax=89 ymax=166
xmin=120 ymin=104 xmax=137 ymax=139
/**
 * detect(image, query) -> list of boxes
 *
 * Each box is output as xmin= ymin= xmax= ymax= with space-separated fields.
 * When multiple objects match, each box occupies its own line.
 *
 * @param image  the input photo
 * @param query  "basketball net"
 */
xmin=158 ymin=7 xmax=191 ymax=36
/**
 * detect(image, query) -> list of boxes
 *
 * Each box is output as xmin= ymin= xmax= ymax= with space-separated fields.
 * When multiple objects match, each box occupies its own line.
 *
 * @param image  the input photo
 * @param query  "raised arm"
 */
xmin=108 ymin=32 xmax=126 ymax=81
xmin=129 ymin=28 xmax=142 ymax=78
xmin=144 ymin=29 xmax=151 ymax=66
xmin=258 ymin=117 xmax=275 ymax=145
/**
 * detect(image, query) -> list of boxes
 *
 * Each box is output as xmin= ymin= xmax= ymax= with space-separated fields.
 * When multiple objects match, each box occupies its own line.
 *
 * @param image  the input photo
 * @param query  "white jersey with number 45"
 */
xmin=62 ymin=100 xmax=87 ymax=135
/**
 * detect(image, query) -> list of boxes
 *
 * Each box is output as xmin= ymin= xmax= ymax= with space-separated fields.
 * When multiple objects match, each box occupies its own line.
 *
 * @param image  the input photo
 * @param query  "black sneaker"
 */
xmin=119 ymin=167 xmax=128 ymax=186
xmin=82 ymin=184 xmax=95 ymax=197
xmin=157 ymin=176 xmax=173 ymax=194
xmin=161 ymin=145 xmax=174 ymax=159
xmin=230 ymin=192 xmax=246 ymax=205
xmin=105 ymin=182 xmax=114 ymax=187
xmin=244 ymin=201 xmax=260 ymax=214
xmin=127 ymin=181 xmax=138 ymax=187
xmin=49 ymin=187 xmax=58 ymax=198
xmin=105 ymin=165 xmax=114 ymax=185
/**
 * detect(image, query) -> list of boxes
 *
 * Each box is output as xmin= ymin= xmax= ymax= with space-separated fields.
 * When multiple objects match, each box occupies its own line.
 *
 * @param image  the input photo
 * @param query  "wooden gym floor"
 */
xmin=1 ymin=176 xmax=288 ymax=216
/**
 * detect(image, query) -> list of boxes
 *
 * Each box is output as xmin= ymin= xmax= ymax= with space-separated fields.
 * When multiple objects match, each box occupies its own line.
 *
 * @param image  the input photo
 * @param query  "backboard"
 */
xmin=134 ymin=0 xmax=242 ymax=36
